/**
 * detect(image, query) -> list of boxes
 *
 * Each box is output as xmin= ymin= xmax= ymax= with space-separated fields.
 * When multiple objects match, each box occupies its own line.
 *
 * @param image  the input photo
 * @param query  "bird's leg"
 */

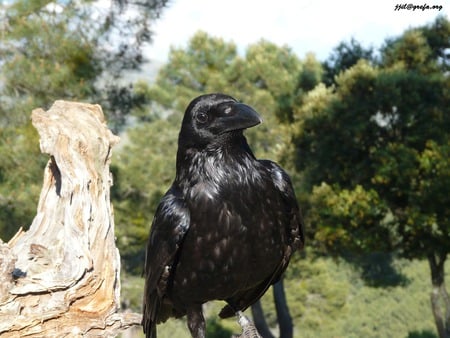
xmin=236 ymin=311 xmax=251 ymax=327
xmin=186 ymin=305 xmax=206 ymax=338
xmin=234 ymin=311 xmax=262 ymax=338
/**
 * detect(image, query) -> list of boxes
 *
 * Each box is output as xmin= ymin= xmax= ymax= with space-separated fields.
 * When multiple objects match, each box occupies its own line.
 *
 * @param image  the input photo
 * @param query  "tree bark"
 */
xmin=250 ymin=280 xmax=294 ymax=338
xmin=251 ymin=301 xmax=275 ymax=338
xmin=273 ymin=279 xmax=293 ymax=338
xmin=0 ymin=101 xmax=141 ymax=337
xmin=428 ymin=252 xmax=450 ymax=338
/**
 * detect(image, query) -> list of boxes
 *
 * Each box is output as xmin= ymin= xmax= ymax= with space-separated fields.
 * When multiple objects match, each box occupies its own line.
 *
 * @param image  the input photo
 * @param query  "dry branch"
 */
xmin=0 ymin=101 xmax=141 ymax=337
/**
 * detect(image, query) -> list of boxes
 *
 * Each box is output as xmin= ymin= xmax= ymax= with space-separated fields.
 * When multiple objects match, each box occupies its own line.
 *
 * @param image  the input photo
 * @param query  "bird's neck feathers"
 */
xmin=175 ymin=132 xmax=257 ymax=185
xmin=177 ymin=130 xmax=255 ymax=160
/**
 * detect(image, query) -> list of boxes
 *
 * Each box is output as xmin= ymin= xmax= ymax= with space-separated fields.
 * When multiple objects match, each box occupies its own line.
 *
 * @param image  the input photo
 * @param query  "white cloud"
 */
xmin=146 ymin=0 xmax=449 ymax=61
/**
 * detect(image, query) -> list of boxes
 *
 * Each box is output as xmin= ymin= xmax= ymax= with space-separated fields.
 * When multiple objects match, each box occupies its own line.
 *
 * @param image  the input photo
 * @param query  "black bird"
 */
xmin=142 ymin=93 xmax=304 ymax=338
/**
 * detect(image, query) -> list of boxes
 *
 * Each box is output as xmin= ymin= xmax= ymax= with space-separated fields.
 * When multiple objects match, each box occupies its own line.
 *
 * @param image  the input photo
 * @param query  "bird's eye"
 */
xmin=196 ymin=112 xmax=208 ymax=124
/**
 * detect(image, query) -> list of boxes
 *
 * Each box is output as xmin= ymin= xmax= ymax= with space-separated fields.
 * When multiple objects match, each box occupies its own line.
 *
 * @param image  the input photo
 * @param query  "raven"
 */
xmin=142 ymin=93 xmax=304 ymax=338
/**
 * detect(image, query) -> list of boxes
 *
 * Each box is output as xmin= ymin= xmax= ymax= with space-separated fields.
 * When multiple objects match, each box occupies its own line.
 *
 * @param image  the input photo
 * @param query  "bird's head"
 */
xmin=178 ymin=93 xmax=262 ymax=150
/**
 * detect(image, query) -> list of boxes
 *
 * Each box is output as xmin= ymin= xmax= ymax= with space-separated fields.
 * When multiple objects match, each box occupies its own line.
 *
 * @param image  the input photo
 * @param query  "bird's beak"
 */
xmin=219 ymin=103 xmax=263 ymax=133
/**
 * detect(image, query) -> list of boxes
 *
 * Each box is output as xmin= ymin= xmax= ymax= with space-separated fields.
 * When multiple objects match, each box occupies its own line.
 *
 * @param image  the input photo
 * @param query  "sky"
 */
xmin=145 ymin=0 xmax=449 ymax=62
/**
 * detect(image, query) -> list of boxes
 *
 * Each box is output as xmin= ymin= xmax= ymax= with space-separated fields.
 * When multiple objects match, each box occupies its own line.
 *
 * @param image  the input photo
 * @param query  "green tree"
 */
xmin=113 ymin=116 xmax=179 ymax=273
xmin=296 ymin=52 xmax=323 ymax=98
xmin=0 ymin=123 xmax=47 ymax=240
xmin=142 ymin=31 xmax=303 ymax=160
xmin=0 ymin=0 xmax=168 ymax=240
xmin=146 ymin=31 xmax=302 ymax=120
xmin=146 ymin=31 xmax=239 ymax=111
xmin=293 ymin=17 xmax=450 ymax=338
xmin=0 ymin=0 xmax=168 ymax=126
xmin=382 ymin=15 xmax=450 ymax=73
xmin=322 ymin=37 xmax=375 ymax=86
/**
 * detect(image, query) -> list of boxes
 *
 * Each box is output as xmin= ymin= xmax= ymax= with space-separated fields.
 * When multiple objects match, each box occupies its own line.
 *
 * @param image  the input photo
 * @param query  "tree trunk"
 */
xmin=251 ymin=301 xmax=275 ymax=338
xmin=428 ymin=252 xmax=450 ymax=338
xmin=273 ymin=279 xmax=293 ymax=338
xmin=250 ymin=280 xmax=294 ymax=338
xmin=0 ymin=101 xmax=141 ymax=337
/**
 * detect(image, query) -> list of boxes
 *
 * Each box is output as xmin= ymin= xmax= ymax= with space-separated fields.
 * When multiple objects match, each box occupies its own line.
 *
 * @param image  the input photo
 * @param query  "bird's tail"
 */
xmin=142 ymin=291 xmax=160 ymax=338
xmin=142 ymin=318 xmax=157 ymax=338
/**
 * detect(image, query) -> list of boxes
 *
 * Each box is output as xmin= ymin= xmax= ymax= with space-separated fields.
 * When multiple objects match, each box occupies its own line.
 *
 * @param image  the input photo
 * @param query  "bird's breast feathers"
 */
xmin=184 ymin=151 xmax=266 ymax=197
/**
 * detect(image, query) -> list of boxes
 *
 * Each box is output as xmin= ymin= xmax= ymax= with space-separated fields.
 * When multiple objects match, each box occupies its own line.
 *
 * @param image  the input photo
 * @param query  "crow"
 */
xmin=142 ymin=93 xmax=304 ymax=338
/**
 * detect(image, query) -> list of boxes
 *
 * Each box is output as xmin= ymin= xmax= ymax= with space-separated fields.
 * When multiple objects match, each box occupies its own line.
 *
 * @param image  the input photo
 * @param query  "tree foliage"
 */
xmin=294 ymin=28 xmax=450 ymax=258
xmin=322 ymin=37 xmax=375 ymax=85
xmin=293 ymin=16 xmax=450 ymax=337
xmin=0 ymin=0 xmax=168 ymax=125
xmin=381 ymin=15 xmax=450 ymax=73
xmin=0 ymin=123 xmax=47 ymax=240
xmin=0 ymin=0 xmax=168 ymax=240
xmin=113 ymin=117 xmax=178 ymax=273
xmin=145 ymin=31 xmax=303 ymax=121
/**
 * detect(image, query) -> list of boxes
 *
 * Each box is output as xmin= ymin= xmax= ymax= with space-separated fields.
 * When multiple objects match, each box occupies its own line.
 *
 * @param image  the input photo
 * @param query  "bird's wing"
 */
xmin=219 ymin=160 xmax=304 ymax=318
xmin=220 ymin=160 xmax=304 ymax=318
xmin=260 ymin=159 xmax=304 ymax=253
xmin=142 ymin=186 xmax=190 ymax=336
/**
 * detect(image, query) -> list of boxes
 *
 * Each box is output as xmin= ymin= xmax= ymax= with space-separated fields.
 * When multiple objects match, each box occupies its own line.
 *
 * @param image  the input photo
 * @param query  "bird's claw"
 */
xmin=233 ymin=311 xmax=262 ymax=338
xmin=236 ymin=311 xmax=251 ymax=326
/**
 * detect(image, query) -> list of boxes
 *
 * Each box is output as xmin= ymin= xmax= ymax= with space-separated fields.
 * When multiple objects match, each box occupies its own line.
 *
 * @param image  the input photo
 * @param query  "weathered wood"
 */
xmin=0 ymin=101 xmax=141 ymax=337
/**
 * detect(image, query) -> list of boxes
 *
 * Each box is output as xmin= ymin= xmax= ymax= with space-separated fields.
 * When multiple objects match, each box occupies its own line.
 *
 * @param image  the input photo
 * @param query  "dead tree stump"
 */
xmin=0 ymin=101 xmax=141 ymax=337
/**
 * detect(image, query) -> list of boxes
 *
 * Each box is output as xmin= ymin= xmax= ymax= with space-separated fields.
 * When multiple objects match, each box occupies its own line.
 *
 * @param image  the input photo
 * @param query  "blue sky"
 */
xmin=146 ymin=0 xmax=448 ymax=61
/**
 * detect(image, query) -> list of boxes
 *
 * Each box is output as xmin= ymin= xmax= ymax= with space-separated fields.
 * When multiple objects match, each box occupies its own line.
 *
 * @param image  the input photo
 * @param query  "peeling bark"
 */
xmin=0 ymin=101 xmax=141 ymax=337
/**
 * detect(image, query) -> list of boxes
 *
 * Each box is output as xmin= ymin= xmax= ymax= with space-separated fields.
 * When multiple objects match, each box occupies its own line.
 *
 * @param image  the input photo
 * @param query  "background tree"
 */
xmin=142 ymin=31 xmax=304 ymax=160
xmin=322 ymin=37 xmax=375 ymax=86
xmin=0 ymin=0 xmax=168 ymax=240
xmin=0 ymin=0 xmax=168 ymax=127
xmin=295 ymin=52 xmax=324 ymax=102
xmin=382 ymin=15 xmax=450 ymax=73
xmin=292 ymin=17 xmax=450 ymax=338
xmin=113 ymin=116 xmax=179 ymax=274
xmin=0 ymin=124 xmax=47 ymax=240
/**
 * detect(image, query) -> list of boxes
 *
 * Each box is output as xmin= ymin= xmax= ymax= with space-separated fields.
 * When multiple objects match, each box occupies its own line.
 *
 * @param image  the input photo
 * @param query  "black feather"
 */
xmin=142 ymin=93 xmax=304 ymax=338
